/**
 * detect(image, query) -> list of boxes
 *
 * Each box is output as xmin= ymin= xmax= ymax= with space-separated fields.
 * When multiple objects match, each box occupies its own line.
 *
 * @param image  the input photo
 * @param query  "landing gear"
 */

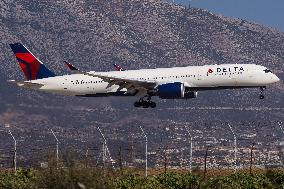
xmin=259 ymin=86 xmax=266 ymax=99
xmin=134 ymin=101 xmax=141 ymax=107
xmin=259 ymin=94 xmax=265 ymax=99
xmin=149 ymin=101 xmax=157 ymax=108
xmin=134 ymin=97 xmax=156 ymax=108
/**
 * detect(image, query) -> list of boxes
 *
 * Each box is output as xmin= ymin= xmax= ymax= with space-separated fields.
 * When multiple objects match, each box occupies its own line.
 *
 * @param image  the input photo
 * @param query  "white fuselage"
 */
xmin=26 ymin=64 xmax=280 ymax=97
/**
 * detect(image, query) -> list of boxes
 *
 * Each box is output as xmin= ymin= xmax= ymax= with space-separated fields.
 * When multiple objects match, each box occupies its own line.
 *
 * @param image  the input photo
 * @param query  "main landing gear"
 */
xmin=259 ymin=86 xmax=266 ymax=99
xmin=134 ymin=97 xmax=156 ymax=108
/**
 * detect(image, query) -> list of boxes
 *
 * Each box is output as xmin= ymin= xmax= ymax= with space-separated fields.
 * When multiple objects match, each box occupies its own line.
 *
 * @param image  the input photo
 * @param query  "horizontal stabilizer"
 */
xmin=7 ymin=80 xmax=44 ymax=89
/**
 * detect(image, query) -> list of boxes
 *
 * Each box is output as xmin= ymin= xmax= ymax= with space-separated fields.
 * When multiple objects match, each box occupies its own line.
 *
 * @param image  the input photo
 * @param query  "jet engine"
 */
xmin=156 ymin=82 xmax=197 ymax=99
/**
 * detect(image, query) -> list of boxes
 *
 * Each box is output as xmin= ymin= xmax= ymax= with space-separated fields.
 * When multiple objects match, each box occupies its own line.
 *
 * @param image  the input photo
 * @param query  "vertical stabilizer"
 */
xmin=9 ymin=43 xmax=56 ymax=80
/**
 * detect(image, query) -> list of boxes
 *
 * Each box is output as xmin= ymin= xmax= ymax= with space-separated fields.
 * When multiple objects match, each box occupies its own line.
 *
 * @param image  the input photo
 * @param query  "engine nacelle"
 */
xmin=156 ymin=82 xmax=198 ymax=99
xmin=157 ymin=82 xmax=185 ymax=99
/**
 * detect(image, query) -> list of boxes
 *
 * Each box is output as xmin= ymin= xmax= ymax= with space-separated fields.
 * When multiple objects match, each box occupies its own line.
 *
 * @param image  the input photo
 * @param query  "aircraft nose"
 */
xmin=272 ymin=74 xmax=280 ymax=83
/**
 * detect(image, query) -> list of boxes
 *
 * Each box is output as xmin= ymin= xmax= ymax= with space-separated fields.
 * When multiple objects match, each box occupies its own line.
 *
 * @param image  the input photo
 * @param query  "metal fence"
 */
xmin=0 ymin=121 xmax=283 ymax=176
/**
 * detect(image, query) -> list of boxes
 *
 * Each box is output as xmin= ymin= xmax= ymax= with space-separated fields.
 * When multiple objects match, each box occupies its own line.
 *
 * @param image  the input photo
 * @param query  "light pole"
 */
xmin=97 ymin=127 xmax=114 ymax=168
xmin=277 ymin=121 xmax=284 ymax=168
xmin=228 ymin=123 xmax=237 ymax=172
xmin=185 ymin=126 xmax=193 ymax=173
xmin=50 ymin=129 xmax=59 ymax=168
xmin=5 ymin=124 xmax=17 ymax=174
xmin=139 ymin=126 xmax=148 ymax=178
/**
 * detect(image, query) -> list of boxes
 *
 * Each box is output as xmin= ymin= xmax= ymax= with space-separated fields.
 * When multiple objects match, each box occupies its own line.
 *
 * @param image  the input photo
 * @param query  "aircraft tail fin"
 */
xmin=9 ymin=43 xmax=56 ymax=80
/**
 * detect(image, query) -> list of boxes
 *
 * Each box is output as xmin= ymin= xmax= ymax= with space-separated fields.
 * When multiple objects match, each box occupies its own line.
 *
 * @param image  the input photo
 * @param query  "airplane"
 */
xmin=8 ymin=43 xmax=280 ymax=108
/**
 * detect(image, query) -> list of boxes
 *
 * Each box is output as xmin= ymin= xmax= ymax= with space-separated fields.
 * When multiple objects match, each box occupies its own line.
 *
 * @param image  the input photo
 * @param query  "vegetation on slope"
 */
xmin=1 ymin=160 xmax=284 ymax=189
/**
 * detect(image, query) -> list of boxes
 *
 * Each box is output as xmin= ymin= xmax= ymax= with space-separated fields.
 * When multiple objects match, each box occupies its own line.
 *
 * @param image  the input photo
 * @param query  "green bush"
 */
xmin=205 ymin=173 xmax=273 ymax=189
xmin=2 ymin=166 xmax=284 ymax=189
xmin=0 ymin=169 xmax=37 ymax=189
xmin=155 ymin=172 xmax=200 ymax=189
xmin=266 ymin=169 xmax=284 ymax=189
xmin=35 ymin=164 xmax=113 ymax=189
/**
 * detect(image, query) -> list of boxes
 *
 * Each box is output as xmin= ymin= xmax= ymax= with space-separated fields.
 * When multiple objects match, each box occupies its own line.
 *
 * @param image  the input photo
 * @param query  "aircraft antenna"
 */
xmin=227 ymin=123 xmax=237 ymax=172
xmin=5 ymin=124 xmax=17 ymax=174
xmin=139 ymin=125 xmax=148 ymax=177
xmin=50 ymin=129 xmax=59 ymax=168
xmin=185 ymin=126 xmax=193 ymax=173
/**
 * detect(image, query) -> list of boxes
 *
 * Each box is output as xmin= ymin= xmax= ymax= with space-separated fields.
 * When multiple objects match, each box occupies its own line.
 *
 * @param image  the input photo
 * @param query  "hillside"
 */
xmin=0 ymin=0 xmax=283 ymax=166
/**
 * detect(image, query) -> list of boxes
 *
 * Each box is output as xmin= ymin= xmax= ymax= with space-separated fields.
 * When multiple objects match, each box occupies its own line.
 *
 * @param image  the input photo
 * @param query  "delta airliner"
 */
xmin=8 ymin=43 xmax=280 ymax=108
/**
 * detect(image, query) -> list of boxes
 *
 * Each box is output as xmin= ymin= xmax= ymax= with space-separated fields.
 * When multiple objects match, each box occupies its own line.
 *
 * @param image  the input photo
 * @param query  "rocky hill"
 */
xmin=0 ymin=0 xmax=283 ymax=162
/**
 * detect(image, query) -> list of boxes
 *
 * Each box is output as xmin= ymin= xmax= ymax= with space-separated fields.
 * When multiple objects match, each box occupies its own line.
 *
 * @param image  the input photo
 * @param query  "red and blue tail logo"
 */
xmin=113 ymin=63 xmax=125 ymax=71
xmin=9 ymin=43 xmax=56 ymax=80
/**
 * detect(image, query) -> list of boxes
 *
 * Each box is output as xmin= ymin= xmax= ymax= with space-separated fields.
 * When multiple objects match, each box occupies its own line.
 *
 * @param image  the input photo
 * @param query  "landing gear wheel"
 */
xmin=134 ymin=96 xmax=156 ymax=108
xmin=149 ymin=102 xmax=156 ymax=108
xmin=142 ymin=102 xmax=149 ymax=108
xmin=259 ymin=94 xmax=265 ymax=99
xmin=134 ymin=101 xmax=141 ymax=107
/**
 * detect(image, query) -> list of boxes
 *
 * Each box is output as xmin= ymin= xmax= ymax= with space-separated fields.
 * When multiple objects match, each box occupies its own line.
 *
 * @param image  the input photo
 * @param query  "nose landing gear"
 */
xmin=259 ymin=86 xmax=266 ymax=99
xmin=134 ymin=96 xmax=156 ymax=108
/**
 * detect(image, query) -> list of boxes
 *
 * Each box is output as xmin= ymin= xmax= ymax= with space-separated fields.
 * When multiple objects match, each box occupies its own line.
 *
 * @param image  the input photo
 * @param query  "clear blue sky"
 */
xmin=172 ymin=0 xmax=284 ymax=32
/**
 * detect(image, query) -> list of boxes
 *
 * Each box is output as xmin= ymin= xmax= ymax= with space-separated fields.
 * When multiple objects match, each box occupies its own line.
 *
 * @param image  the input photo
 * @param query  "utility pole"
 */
xmin=50 ymin=129 xmax=59 ymax=168
xmin=5 ymin=124 xmax=17 ymax=174
xmin=185 ymin=126 xmax=193 ymax=173
xmin=164 ymin=146 xmax=168 ymax=174
xmin=228 ymin=123 xmax=237 ymax=172
xmin=203 ymin=146 xmax=209 ymax=180
xmin=118 ymin=146 xmax=123 ymax=175
xmin=139 ymin=126 xmax=148 ymax=178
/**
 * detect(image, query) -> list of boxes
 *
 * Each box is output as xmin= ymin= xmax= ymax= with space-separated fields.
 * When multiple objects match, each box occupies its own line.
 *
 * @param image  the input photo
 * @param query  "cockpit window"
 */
xmin=264 ymin=69 xmax=272 ymax=73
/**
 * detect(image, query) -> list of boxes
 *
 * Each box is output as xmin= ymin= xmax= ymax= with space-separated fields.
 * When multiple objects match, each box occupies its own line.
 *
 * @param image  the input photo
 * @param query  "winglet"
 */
xmin=113 ymin=63 xmax=125 ymax=71
xmin=64 ymin=61 xmax=79 ymax=71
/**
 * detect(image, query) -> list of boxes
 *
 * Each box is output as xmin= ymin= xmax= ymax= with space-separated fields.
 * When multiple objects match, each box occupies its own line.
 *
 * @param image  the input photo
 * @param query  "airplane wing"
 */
xmin=64 ymin=61 xmax=157 ymax=95
xmin=7 ymin=80 xmax=44 ymax=89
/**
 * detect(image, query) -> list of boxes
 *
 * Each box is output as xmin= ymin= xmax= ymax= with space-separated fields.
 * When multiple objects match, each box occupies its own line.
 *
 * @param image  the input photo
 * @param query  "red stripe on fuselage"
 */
xmin=15 ymin=53 xmax=40 ymax=80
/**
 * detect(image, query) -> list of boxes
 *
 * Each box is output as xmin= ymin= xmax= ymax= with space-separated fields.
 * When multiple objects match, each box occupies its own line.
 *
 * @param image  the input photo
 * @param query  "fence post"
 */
xmin=203 ymin=146 xmax=209 ymax=180
xmin=250 ymin=143 xmax=255 ymax=175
